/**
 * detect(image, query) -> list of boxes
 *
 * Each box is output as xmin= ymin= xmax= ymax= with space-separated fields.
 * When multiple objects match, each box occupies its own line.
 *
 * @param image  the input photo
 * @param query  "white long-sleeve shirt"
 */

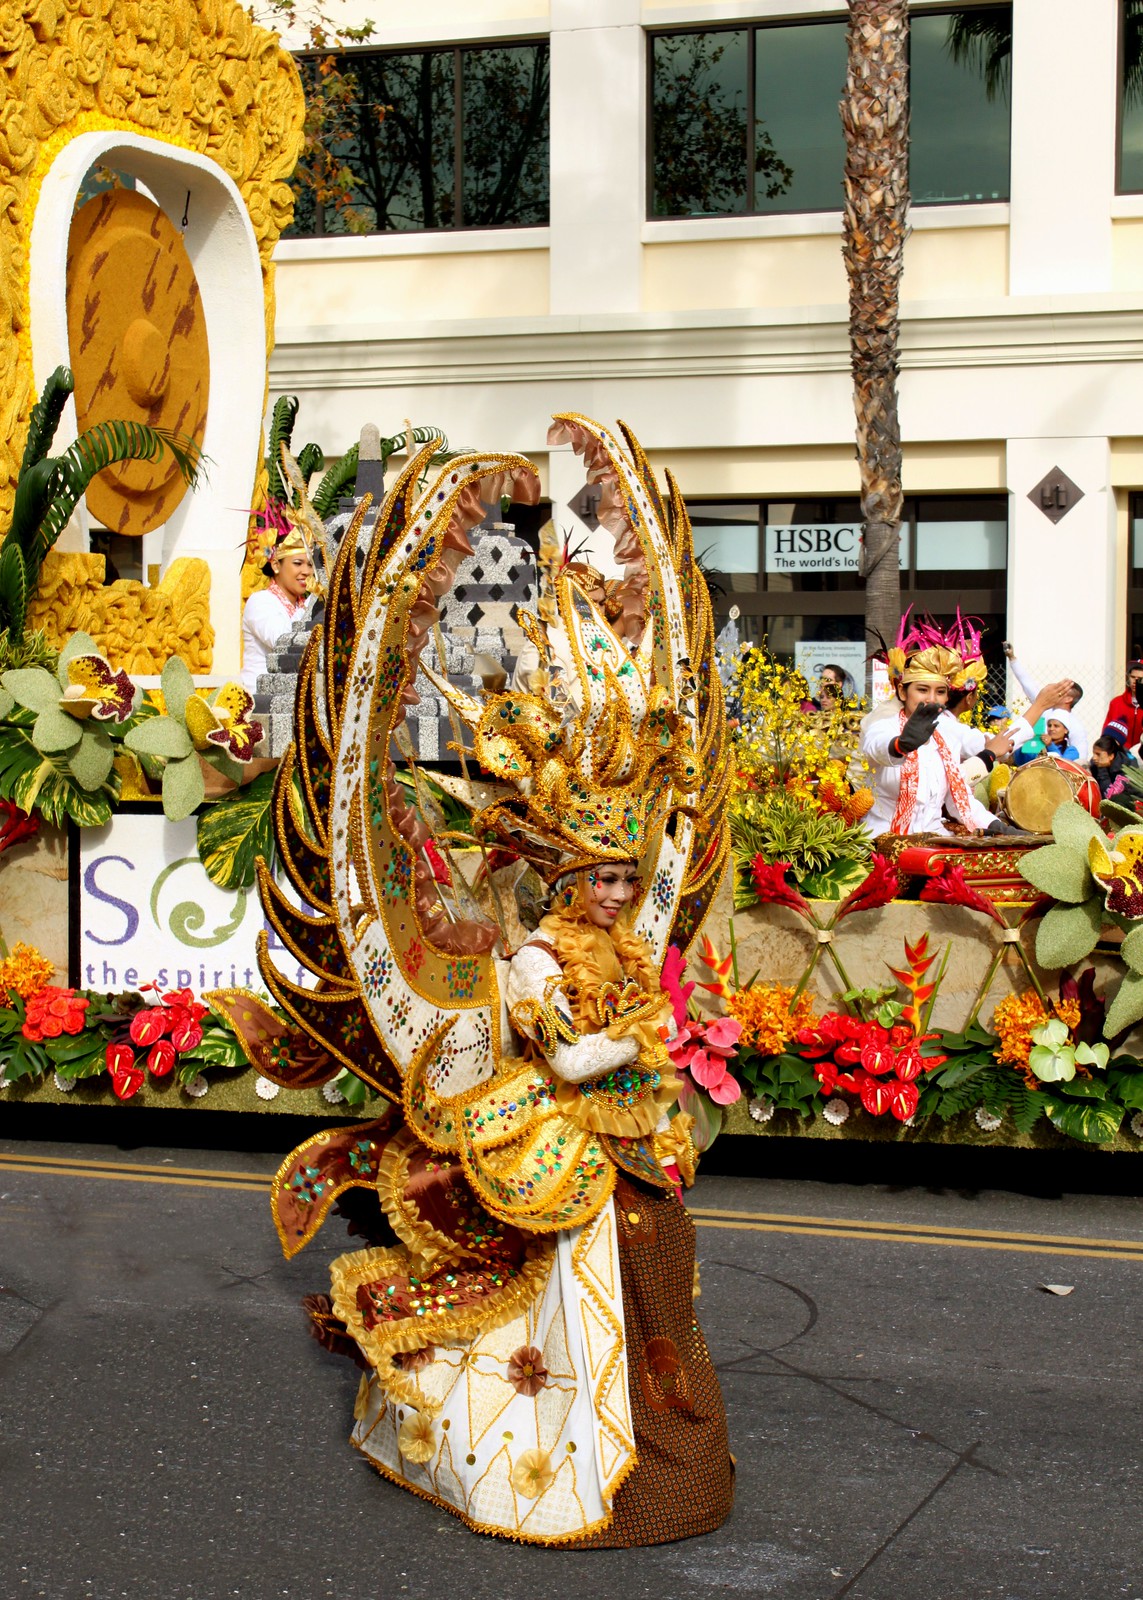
xmin=240 ymin=587 xmax=305 ymax=693
xmin=860 ymin=708 xmax=1033 ymax=837
xmin=1009 ymin=658 xmax=1089 ymax=761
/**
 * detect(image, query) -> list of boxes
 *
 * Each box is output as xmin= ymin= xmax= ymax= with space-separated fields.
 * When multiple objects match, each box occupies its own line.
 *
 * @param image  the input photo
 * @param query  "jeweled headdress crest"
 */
xmin=886 ymin=607 xmax=987 ymax=689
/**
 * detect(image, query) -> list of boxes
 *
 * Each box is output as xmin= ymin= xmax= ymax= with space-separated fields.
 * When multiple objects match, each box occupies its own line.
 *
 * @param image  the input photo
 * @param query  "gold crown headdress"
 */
xmin=885 ymin=608 xmax=988 ymax=690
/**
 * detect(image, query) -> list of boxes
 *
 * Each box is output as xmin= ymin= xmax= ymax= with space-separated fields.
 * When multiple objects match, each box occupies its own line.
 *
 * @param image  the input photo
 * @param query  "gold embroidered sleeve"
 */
xmin=510 ymin=989 xmax=580 ymax=1054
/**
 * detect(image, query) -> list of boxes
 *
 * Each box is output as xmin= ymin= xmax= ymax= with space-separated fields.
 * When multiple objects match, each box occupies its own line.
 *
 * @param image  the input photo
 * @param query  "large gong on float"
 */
xmin=65 ymin=188 xmax=210 ymax=537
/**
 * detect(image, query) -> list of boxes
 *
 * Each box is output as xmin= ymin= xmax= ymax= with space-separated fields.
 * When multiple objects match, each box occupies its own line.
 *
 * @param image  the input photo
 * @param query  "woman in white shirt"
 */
xmin=240 ymin=527 xmax=313 ymax=693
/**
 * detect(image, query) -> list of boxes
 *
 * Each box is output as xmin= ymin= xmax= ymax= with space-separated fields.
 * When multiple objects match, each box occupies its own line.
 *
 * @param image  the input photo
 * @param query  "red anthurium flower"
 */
xmin=749 ymin=858 xmax=812 ymax=917
xmin=129 ymin=1008 xmax=169 ymax=1047
xmin=0 ymin=797 xmax=38 ymax=855
xmin=107 ymin=1041 xmax=144 ymax=1100
xmin=860 ymin=1040 xmax=897 ymax=1076
xmin=892 ymin=1043 xmax=924 ymax=1082
xmin=170 ymin=1016 xmax=204 ymax=1052
xmin=859 ymin=1074 xmax=894 ymax=1117
xmin=814 ymin=1062 xmax=838 ymax=1095
xmin=146 ymin=1039 xmax=177 ymax=1077
xmin=888 ymin=1080 xmax=920 ymax=1122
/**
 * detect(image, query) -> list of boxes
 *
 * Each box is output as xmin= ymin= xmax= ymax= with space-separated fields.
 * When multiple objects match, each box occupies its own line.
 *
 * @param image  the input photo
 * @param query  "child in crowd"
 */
xmin=1091 ymin=722 xmax=1138 ymax=798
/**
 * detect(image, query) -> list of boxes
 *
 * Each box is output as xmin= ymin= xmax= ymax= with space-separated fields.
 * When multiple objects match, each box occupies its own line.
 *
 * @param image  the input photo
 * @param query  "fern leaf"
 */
xmin=294 ymin=442 xmax=325 ymax=492
xmin=311 ymin=445 xmax=359 ymax=519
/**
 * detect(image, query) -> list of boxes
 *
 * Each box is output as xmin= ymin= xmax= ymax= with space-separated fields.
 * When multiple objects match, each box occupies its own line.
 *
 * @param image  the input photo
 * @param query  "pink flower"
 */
xmin=688 ymin=1049 xmax=741 ymax=1104
xmin=661 ymin=944 xmax=695 ymax=1027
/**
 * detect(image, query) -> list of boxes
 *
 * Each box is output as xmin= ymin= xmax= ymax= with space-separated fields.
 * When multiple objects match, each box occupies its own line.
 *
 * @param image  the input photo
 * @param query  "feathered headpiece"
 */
xmin=886 ymin=608 xmax=987 ymax=689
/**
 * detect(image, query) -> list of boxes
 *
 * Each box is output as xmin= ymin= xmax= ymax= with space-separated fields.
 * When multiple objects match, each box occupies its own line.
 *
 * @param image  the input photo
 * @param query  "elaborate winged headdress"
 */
xmin=217 ymin=416 xmax=730 ymax=1140
xmin=886 ymin=607 xmax=987 ymax=690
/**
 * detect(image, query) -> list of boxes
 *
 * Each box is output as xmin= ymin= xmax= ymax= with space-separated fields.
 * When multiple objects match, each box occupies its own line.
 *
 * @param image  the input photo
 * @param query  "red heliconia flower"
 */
xmin=749 ymin=858 xmax=812 ymax=917
xmin=107 ymin=1041 xmax=144 ymax=1100
xmin=888 ymin=1080 xmax=920 ymax=1122
xmin=146 ymin=1039 xmax=177 ymax=1077
xmin=920 ymin=863 xmax=1006 ymax=926
xmin=130 ymin=1008 xmax=169 ymax=1047
xmin=834 ymin=853 xmax=901 ymax=921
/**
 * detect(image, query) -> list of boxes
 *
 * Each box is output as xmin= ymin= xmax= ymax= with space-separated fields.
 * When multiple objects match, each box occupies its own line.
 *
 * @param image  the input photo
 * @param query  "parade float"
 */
xmin=2 ymin=2 xmax=1143 ymax=1162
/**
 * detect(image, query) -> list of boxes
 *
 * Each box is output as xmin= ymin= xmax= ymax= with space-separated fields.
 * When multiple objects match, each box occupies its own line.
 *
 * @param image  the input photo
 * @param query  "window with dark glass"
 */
xmin=649 ymin=8 xmax=1011 ymax=220
xmin=1118 ymin=1 xmax=1143 ymax=192
xmin=1127 ymin=493 xmax=1143 ymax=653
xmin=286 ymin=41 xmax=549 ymax=236
xmin=691 ymin=494 xmax=1008 ymax=666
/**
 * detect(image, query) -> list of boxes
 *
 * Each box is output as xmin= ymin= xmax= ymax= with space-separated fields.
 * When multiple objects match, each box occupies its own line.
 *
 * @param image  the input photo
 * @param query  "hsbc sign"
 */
xmin=764 ymin=523 xmax=907 ymax=573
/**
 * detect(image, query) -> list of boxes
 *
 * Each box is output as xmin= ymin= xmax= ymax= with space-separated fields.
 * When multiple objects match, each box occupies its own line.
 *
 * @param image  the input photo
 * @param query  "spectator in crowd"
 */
xmin=1102 ymin=662 xmax=1143 ymax=752
xmin=987 ymin=703 xmax=1010 ymax=734
xmin=1090 ymin=726 xmax=1137 ymax=798
xmin=1003 ymin=641 xmax=1089 ymax=760
xmin=816 ymin=663 xmax=858 ymax=709
xmin=1042 ymin=714 xmax=1080 ymax=761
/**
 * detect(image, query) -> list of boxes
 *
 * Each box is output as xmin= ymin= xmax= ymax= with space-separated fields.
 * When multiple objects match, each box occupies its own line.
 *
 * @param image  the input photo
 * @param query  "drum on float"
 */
xmin=1000 ymin=754 xmax=1100 ymax=833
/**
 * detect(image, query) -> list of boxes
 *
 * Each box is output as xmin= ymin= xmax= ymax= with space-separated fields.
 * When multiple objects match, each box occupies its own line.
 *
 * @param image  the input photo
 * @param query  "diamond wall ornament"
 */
xmin=1028 ymin=466 xmax=1084 ymax=525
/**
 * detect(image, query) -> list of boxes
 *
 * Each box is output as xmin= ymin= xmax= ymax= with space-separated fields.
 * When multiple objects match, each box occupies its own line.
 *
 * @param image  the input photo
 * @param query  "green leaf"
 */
xmin=1029 ymin=1042 xmax=1076 ymax=1082
xmin=3 ymin=667 xmax=63 ymax=714
xmin=1007 ymin=1084 xmax=1049 ymax=1134
xmin=125 ymin=716 xmax=193 ymax=760
xmin=677 ymin=1080 xmax=723 ymax=1152
xmin=57 ymin=631 xmax=100 ymax=675
xmin=1104 ymin=970 xmax=1143 ymax=1040
xmin=162 ymin=752 xmax=205 ymax=821
xmin=336 ymin=1068 xmax=374 ymax=1107
xmin=1100 ymin=800 xmax=1139 ymax=831
xmin=1046 ymin=1099 xmax=1124 ymax=1144
xmin=1120 ymin=926 xmax=1143 ymax=976
xmin=0 ymin=540 xmax=28 ymax=638
xmin=1107 ymin=1068 xmax=1143 ymax=1110
xmin=1050 ymin=801 xmax=1105 ymax=851
xmin=68 ymin=727 xmax=115 ymax=791
xmin=32 ymin=706 xmax=82 ymax=754
xmin=1056 ymin=1075 xmax=1107 ymax=1100
xmin=1074 ymin=1040 xmax=1110 ymax=1071
xmin=161 ymin=655 xmax=195 ymax=723
xmin=0 ymin=688 xmax=13 ymax=719
xmin=1035 ymin=897 xmax=1104 ymax=969
xmin=935 ymin=1053 xmax=995 ymax=1088
xmin=195 ymin=770 xmax=277 ymax=889
xmin=186 ymin=1026 xmax=245 ymax=1068
xmin=797 ymin=857 xmax=869 ymax=901
xmin=1020 ymin=843 xmax=1094 ymax=905
xmin=19 ymin=365 xmax=73 ymax=475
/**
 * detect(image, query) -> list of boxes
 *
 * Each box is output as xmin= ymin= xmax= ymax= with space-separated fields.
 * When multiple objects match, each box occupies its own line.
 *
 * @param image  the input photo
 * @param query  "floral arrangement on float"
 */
xmin=0 ymin=939 xmax=373 ymax=1108
xmin=723 ymin=644 xmax=874 ymax=903
xmin=663 ymin=824 xmax=1143 ymax=1148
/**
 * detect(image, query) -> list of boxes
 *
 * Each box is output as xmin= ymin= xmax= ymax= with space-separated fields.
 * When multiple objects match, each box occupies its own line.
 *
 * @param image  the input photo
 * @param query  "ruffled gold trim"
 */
xmin=375 ymin=1128 xmax=468 ymax=1275
xmin=552 ymin=1066 xmax=681 ymax=1139
xmin=329 ymin=1242 xmax=555 ymax=1417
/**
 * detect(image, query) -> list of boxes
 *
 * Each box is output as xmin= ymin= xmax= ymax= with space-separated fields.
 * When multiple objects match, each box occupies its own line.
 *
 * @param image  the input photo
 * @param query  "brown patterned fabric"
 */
xmin=572 ymin=1176 xmax=735 ymax=1548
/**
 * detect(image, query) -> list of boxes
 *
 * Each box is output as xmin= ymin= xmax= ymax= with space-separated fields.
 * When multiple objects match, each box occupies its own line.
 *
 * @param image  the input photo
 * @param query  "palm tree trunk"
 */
xmin=840 ymin=0 xmax=909 ymax=680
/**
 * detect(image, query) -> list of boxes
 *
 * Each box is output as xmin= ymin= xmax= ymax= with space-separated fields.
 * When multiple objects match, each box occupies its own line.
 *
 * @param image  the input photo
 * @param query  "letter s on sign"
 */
xmin=83 ymin=855 xmax=140 ymax=946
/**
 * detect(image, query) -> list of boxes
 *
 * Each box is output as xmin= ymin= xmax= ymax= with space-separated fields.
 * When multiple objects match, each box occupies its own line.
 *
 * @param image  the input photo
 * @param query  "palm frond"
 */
xmin=311 ymin=445 xmax=359 ymax=520
xmin=295 ymin=441 xmax=325 ymax=491
xmin=944 ymin=11 xmax=1012 ymax=102
xmin=19 ymin=366 xmax=74 ymax=476
xmin=265 ymin=395 xmax=300 ymax=504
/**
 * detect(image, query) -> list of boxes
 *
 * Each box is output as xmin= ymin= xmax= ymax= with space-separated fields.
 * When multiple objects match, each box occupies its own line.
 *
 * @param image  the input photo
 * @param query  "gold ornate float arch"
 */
xmin=0 ymin=0 xmax=305 ymax=536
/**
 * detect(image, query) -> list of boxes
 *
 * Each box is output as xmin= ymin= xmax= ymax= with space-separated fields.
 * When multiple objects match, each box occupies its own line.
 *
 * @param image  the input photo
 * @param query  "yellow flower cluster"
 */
xmin=731 ymin=648 xmax=868 ymax=806
xmin=992 ymin=990 xmax=1081 ymax=1068
xmin=727 ymin=983 xmax=816 ymax=1057
xmin=0 ymin=941 xmax=55 ymax=1003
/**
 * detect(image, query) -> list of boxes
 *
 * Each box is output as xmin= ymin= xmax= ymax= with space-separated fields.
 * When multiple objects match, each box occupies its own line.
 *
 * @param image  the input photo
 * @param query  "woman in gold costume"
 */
xmin=223 ymin=416 xmax=734 ymax=1546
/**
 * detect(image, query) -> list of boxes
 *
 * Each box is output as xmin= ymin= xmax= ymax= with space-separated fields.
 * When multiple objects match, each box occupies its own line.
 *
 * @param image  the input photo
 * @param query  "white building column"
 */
xmin=1008 ymin=0 xmax=1117 ymax=294
xmin=548 ymin=0 xmax=644 ymax=315
xmin=1006 ymin=437 xmax=1117 ymax=740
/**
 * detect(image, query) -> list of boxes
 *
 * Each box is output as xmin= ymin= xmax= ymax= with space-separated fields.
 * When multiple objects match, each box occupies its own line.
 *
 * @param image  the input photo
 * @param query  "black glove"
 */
xmin=893 ymin=703 xmax=942 ymax=755
xmin=985 ymin=817 xmax=1016 ymax=835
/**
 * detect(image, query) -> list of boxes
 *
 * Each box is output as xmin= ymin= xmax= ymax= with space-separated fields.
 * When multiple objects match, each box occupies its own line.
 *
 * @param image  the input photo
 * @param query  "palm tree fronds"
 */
xmin=944 ymin=11 xmax=1012 ymax=103
xmin=265 ymin=395 xmax=300 ymax=504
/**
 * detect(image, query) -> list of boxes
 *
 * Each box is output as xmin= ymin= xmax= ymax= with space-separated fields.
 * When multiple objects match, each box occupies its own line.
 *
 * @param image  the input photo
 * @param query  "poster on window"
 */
xmin=71 ymin=808 xmax=311 ymax=994
xmin=764 ymin=524 xmax=907 ymax=574
xmin=793 ymin=641 xmax=867 ymax=699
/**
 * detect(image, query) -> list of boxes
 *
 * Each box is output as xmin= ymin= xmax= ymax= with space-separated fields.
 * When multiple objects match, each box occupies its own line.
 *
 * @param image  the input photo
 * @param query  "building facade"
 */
xmin=268 ymin=0 xmax=1143 ymax=735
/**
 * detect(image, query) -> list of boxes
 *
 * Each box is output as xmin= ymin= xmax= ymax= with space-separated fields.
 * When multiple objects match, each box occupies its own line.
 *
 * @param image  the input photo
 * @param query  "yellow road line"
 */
xmin=693 ymin=1216 xmax=1143 ymax=1262
xmin=0 ymin=1151 xmax=267 ymax=1185
xmin=1 ymin=1153 xmax=1140 ymax=1262
xmin=689 ymin=1206 xmax=1143 ymax=1254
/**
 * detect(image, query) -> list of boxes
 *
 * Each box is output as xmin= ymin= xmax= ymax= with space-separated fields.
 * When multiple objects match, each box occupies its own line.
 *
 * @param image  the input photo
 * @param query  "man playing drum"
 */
xmin=860 ymin=614 xmax=1072 ymax=839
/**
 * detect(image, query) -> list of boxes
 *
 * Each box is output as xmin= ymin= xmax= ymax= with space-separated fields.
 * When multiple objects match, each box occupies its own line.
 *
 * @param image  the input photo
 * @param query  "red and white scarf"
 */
xmin=889 ymin=710 xmax=975 ymax=834
xmin=268 ymin=578 xmax=303 ymax=618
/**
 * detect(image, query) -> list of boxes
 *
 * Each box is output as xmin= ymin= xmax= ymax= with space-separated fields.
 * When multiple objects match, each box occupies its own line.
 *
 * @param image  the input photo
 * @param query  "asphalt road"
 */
xmin=2 ymin=1135 xmax=1141 ymax=1600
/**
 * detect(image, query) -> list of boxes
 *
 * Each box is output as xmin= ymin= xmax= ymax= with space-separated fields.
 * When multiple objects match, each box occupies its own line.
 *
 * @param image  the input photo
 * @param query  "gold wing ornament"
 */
xmin=230 ymin=417 xmax=730 ymax=1245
